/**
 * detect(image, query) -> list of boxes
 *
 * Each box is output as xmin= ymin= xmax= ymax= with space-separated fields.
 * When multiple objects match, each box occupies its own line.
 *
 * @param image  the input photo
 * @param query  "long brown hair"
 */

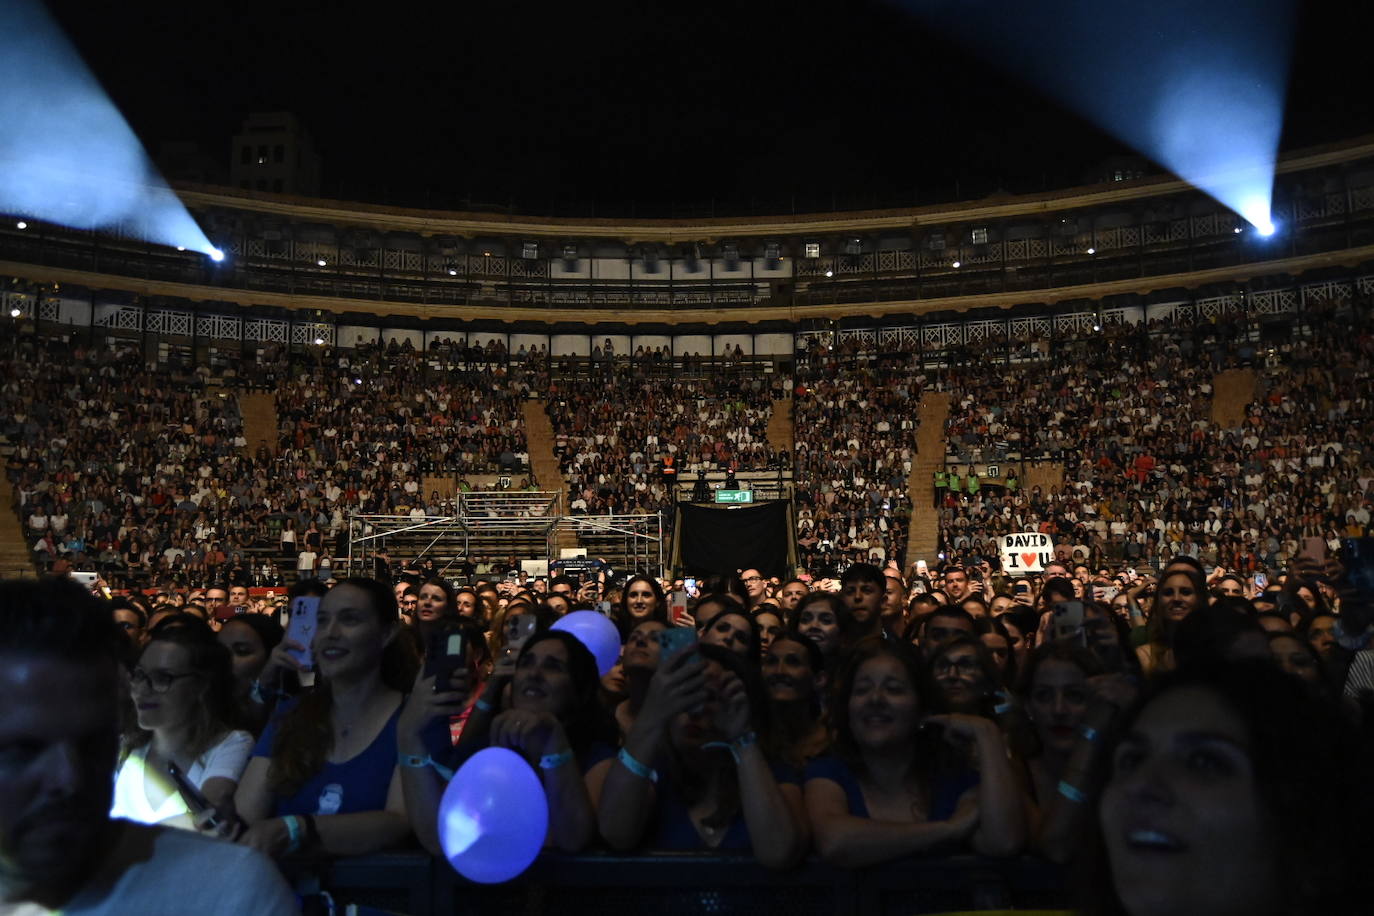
xmin=267 ymin=578 xmax=418 ymax=797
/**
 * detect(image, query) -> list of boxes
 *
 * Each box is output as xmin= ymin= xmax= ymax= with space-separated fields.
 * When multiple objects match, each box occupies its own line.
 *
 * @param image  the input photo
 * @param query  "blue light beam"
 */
xmin=899 ymin=0 xmax=1296 ymax=234
xmin=0 ymin=0 xmax=216 ymax=256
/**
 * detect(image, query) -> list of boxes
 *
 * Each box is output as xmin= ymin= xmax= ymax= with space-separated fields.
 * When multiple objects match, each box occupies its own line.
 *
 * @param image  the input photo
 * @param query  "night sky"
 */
xmin=42 ymin=0 xmax=1374 ymax=217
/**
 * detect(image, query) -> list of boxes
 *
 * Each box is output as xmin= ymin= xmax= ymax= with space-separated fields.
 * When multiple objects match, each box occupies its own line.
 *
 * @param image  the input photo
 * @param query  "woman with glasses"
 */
xmin=112 ymin=617 xmax=251 ymax=832
xmin=927 ymin=634 xmax=1003 ymax=718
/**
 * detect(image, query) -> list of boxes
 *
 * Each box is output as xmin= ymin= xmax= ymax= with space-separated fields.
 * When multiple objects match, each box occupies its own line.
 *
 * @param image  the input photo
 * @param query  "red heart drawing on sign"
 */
xmin=1021 ymin=553 xmax=1038 ymax=568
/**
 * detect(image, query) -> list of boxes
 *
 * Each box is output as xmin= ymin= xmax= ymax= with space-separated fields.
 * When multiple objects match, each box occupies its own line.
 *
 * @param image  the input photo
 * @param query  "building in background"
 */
xmin=230 ymin=112 xmax=320 ymax=196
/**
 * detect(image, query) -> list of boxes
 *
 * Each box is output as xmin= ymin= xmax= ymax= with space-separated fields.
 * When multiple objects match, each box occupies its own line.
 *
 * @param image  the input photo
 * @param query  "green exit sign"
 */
xmin=715 ymin=489 xmax=754 ymax=504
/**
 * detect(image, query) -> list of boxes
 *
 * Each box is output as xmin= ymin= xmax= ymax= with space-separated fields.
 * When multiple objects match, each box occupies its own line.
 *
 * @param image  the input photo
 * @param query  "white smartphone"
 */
xmin=285 ymin=596 xmax=320 ymax=671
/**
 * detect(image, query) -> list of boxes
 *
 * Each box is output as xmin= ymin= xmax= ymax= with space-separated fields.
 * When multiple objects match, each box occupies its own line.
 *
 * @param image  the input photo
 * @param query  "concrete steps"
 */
xmin=904 ymin=391 xmax=952 ymax=569
xmin=0 ymin=475 xmax=35 ymax=580
xmin=521 ymin=400 xmax=580 ymax=556
xmin=766 ymin=397 xmax=794 ymax=457
xmin=240 ymin=391 xmax=279 ymax=456
xmin=1211 ymin=368 xmax=1257 ymax=430
xmin=1023 ymin=463 xmax=1066 ymax=496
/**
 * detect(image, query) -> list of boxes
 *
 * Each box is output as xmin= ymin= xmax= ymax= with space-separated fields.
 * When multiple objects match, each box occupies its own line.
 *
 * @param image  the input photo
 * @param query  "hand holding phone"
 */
xmin=425 ymin=624 xmax=468 ymax=694
xmin=167 ymin=760 xmax=237 ymax=838
xmin=284 ymin=596 xmax=319 ymax=671
xmin=1052 ymin=600 xmax=1086 ymax=645
xmin=670 ymin=590 xmax=690 ymax=624
xmin=656 ymin=626 xmax=698 ymax=661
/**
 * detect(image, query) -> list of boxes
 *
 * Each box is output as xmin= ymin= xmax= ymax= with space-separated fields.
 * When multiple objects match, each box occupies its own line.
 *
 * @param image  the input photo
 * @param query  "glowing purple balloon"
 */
xmin=550 ymin=609 xmax=621 ymax=676
xmin=438 ymin=746 xmax=548 ymax=883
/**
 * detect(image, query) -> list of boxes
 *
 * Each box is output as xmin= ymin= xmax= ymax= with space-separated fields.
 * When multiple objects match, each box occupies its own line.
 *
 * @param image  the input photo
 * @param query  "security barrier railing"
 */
xmin=323 ymin=851 xmax=1071 ymax=916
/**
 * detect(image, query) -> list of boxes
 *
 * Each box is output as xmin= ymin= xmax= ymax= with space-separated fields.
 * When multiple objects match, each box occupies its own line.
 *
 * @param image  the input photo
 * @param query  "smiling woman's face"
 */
xmin=1099 ymin=686 xmax=1277 ymax=916
xmin=847 ymin=654 xmax=919 ymax=751
xmin=512 ymin=638 xmax=575 ymax=719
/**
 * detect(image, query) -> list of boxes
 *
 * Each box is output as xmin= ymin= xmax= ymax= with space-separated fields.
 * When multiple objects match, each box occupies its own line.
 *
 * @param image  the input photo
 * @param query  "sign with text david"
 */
xmin=1000 ymin=531 xmax=1053 ymax=575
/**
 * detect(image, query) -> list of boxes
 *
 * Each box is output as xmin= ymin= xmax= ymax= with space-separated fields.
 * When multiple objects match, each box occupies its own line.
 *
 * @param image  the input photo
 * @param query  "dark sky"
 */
xmin=43 ymin=0 xmax=1374 ymax=217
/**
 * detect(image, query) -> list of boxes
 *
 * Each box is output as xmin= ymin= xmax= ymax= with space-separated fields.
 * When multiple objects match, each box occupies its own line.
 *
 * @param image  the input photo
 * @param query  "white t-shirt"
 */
xmin=5 ymin=820 xmax=298 ymax=915
xmin=110 ymin=730 xmax=253 ymax=828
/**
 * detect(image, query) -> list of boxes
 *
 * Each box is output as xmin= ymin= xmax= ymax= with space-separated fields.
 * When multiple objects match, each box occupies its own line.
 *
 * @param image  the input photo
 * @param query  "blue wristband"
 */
xmin=702 ymin=731 xmax=758 ymax=765
xmin=1079 ymin=724 xmax=1102 ymax=744
xmin=539 ymin=749 xmax=575 ymax=770
xmin=400 ymin=753 xmax=456 ymax=781
xmin=1057 ymin=780 xmax=1088 ymax=804
xmin=282 ymin=815 xmax=303 ymax=853
xmin=616 ymin=747 xmax=659 ymax=783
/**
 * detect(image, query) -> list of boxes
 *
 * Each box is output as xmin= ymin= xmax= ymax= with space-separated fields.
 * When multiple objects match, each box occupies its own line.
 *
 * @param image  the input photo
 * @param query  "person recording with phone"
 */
xmin=598 ymin=638 xmax=807 ymax=867
xmin=234 ymin=578 xmax=416 ymax=859
xmin=398 ymin=631 xmax=617 ymax=855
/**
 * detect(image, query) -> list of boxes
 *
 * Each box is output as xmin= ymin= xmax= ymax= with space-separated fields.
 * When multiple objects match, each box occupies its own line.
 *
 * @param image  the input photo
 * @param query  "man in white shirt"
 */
xmin=0 ymin=578 xmax=297 ymax=915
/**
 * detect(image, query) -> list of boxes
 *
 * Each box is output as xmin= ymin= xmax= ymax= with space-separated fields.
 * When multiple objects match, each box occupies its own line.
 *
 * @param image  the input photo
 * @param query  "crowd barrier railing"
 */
xmin=322 ymin=850 xmax=1070 ymax=916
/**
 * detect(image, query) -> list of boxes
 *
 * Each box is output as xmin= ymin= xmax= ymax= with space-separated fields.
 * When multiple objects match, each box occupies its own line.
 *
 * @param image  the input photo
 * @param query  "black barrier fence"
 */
xmin=323 ymin=851 xmax=1071 ymax=916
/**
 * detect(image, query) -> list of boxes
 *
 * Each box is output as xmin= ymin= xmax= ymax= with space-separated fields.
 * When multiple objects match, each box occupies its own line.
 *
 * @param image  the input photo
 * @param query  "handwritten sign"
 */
xmin=1000 ymin=531 xmax=1053 ymax=576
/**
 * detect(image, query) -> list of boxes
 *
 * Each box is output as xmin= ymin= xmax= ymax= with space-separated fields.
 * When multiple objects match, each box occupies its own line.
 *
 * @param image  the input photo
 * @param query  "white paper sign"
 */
xmin=1000 ymin=531 xmax=1053 ymax=576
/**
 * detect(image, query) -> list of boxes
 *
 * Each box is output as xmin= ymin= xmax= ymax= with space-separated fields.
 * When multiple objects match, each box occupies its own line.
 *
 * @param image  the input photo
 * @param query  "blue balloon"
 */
xmin=550 ymin=610 xmax=621 ymax=676
xmin=438 ymin=746 xmax=548 ymax=884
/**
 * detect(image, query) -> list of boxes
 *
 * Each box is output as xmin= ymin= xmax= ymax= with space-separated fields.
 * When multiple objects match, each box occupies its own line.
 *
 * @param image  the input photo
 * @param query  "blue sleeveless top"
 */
xmin=253 ymin=700 xmax=401 ymax=817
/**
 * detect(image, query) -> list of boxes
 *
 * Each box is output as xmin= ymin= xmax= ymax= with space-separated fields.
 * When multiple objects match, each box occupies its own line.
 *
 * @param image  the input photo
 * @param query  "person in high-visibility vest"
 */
xmin=967 ymin=467 xmax=981 ymax=499
xmin=933 ymin=469 xmax=947 ymax=507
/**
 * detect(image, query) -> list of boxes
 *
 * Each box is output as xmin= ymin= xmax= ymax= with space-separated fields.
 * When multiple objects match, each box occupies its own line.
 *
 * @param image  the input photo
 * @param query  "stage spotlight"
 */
xmin=824 ymin=269 xmax=834 ymax=278
xmin=9 ymin=307 xmax=20 ymax=318
xmin=0 ymin=0 xmax=219 ymax=257
xmin=15 ymin=221 xmax=26 ymax=229
xmin=1234 ymin=226 xmax=1244 ymax=234
xmin=951 ymin=260 xmax=961 ymax=268
xmin=1255 ymin=218 xmax=1277 ymax=237
xmin=902 ymin=0 xmax=1294 ymax=239
xmin=313 ymin=336 xmax=324 ymax=346
xmin=1086 ymin=247 xmax=1096 ymax=254
xmin=208 ymin=248 xmax=225 ymax=262
xmin=316 ymin=258 xmax=327 ymax=267
xmin=448 ymin=267 xmax=458 ymax=276
xmin=175 ymin=245 xmax=185 ymax=251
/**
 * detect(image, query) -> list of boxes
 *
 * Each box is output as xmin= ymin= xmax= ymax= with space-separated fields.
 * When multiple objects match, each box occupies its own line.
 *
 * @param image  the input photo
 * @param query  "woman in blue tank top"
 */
xmin=804 ymin=638 xmax=1026 ymax=866
xmin=235 ymin=578 xmax=416 ymax=858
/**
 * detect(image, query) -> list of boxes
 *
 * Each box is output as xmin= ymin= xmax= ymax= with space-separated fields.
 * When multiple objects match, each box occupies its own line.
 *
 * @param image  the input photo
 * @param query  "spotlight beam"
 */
xmin=899 ymin=0 xmax=1296 ymax=233
xmin=0 ymin=0 xmax=217 ymax=257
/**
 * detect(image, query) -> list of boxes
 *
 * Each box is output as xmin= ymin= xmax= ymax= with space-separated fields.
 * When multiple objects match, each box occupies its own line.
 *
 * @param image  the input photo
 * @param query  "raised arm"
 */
xmin=489 ymin=711 xmax=595 ymax=851
xmin=713 ymin=671 xmax=807 ymax=869
xmin=396 ymin=670 xmax=472 ymax=856
xmin=929 ymin=714 xmax=1027 ymax=857
xmin=597 ymin=650 xmax=707 ymax=850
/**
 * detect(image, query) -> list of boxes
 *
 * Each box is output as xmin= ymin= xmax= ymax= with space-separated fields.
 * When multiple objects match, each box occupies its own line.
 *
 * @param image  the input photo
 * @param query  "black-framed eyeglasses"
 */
xmin=743 ymin=575 xmax=764 ymax=583
xmin=933 ymin=657 xmax=981 ymax=677
xmin=130 ymin=667 xmax=201 ymax=693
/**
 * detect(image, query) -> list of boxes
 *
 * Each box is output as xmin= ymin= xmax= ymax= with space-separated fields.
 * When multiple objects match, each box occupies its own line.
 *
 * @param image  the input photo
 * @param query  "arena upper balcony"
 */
xmin=2 ymin=134 xmax=1374 ymax=329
